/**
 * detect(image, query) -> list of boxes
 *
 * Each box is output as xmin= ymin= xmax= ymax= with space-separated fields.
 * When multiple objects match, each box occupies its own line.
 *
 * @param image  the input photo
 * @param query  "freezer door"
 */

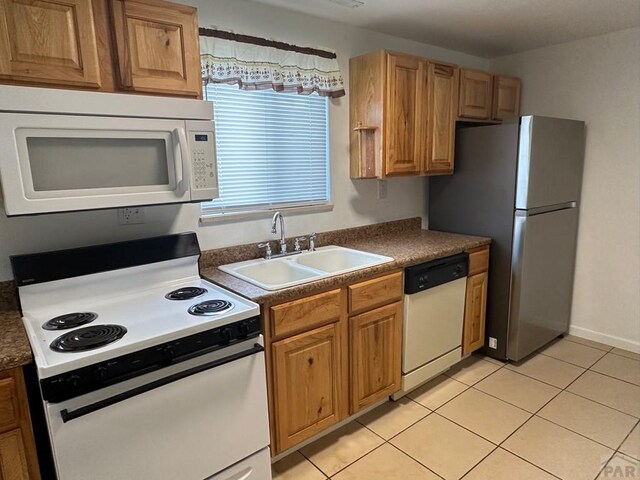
xmin=516 ymin=116 xmax=585 ymax=209
xmin=507 ymin=206 xmax=579 ymax=361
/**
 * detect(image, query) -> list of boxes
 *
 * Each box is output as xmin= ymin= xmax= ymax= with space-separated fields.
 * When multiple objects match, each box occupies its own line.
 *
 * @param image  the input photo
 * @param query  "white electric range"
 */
xmin=13 ymin=233 xmax=272 ymax=480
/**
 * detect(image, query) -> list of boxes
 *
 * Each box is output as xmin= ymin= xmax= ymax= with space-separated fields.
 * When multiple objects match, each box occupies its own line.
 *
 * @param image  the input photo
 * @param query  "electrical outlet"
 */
xmin=489 ymin=337 xmax=498 ymax=349
xmin=377 ymin=180 xmax=388 ymax=200
xmin=118 ymin=207 xmax=146 ymax=225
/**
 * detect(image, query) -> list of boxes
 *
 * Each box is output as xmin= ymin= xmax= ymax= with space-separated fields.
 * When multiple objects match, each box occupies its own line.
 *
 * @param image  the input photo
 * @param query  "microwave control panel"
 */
xmin=187 ymin=121 xmax=219 ymax=201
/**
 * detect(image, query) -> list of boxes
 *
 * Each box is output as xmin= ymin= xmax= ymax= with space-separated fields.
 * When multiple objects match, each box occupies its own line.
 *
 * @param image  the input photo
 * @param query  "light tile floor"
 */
xmin=272 ymin=336 xmax=640 ymax=480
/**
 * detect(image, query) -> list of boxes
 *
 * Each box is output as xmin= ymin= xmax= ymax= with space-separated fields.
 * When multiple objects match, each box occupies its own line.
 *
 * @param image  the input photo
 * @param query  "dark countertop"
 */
xmin=0 ymin=281 xmax=32 ymax=370
xmin=201 ymin=226 xmax=490 ymax=304
xmin=0 ymin=218 xmax=490 ymax=369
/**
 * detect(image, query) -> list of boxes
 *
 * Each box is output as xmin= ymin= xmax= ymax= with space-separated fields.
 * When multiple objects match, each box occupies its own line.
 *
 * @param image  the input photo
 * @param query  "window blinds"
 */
xmin=202 ymin=83 xmax=329 ymax=214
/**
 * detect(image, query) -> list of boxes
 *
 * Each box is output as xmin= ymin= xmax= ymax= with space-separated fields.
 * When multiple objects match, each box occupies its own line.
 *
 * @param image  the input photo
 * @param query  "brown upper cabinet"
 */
xmin=458 ymin=69 xmax=521 ymax=122
xmin=349 ymin=50 xmax=459 ymax=179
xmin=0 ymin=0 xmax=101 ymax=88
xmin=0 ymin=0 xmax=201 ymax=97
xmin=425 ymin=62 xmax=459 ymax=175
xmin=110 ymin=0 xmax=201 ymax=96
xmin=492 ymin=75 xmax=521 ymax=120
xmin=458 ymin=68 xmax=493 ymax=120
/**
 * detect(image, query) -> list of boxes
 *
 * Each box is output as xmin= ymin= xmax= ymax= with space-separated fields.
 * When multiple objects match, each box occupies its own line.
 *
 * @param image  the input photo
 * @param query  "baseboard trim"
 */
xmin=568 ymin=325 xmax=640 ymax=353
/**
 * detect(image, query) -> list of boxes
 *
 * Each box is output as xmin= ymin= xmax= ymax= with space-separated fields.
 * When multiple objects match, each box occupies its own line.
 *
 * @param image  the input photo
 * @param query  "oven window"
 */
xmin=27 ymin=137 xmax=170 ymax=191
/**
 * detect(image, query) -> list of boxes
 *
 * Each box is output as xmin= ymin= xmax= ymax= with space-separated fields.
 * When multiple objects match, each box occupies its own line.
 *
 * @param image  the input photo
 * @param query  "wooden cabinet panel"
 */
xmin=425 ymin=62 xmax=459 ymax=175
xmin=384 ymin=53 xmax=426 ymax=176
xmin=0 ymin=429 xmax=29 ymax=480
xmin=492 ymin=75 xmax=521 ymax=121
xmin=270 ymin=289 xmax=341 ymax=339
xmin=458 ymin=68 xmax=492 ymax=120
xmin=0 ymin=369 xmax=40 ymax=479
xmin=272 ymin=322 xmax=345 ymax=452
xmin=348 ymin=271 xmax=402 ymax=315
xmin=349 ymin=51 xmax=384 ymax=178
xmin=110 ymin=0 xmax=201 ymax=97
xmin=468 ymin=246 xmax=490 ymax=276
xmin=0 ymin=0 xmax=101 ymax=87
xmin=349 ymin=302 xmax=402 ymax=413
xmin=0 ymin=378 xmax=18 ymax=433
xmin=463 ymin=272 xmax=488 ymax=355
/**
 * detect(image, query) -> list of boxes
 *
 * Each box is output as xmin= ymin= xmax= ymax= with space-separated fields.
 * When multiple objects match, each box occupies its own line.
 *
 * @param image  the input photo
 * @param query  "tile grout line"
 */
xmin=324 ymin=442 xmax=388 ymax=479
xmin=614 ymin=417 xmax=640 ymax=453
xmin=537 ymin=350 xmax=606 ymax=369
xmin=385 ymin=442 xmax=446 ymax=480
xmin=561 ymin=335 xmax=614 ymax=352
xmin=585 ymin=366 xmax=640 ymax=389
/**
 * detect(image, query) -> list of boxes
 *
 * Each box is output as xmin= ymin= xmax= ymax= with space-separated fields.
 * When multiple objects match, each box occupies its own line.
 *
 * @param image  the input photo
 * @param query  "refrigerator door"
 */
xmin=507 ymin=205 xmax=579 ymax=361
xmin=516 ymin=116 xmax=585 ymax=210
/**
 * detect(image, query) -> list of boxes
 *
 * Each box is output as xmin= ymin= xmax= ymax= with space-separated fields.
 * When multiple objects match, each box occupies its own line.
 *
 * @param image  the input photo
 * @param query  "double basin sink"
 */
xmin=219 ymin=246 xmax=394 ymax=290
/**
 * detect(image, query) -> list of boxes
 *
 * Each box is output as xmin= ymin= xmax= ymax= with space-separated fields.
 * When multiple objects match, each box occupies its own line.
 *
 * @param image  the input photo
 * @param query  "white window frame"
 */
xmin=200 ymin=83 xmax=332 ymax=222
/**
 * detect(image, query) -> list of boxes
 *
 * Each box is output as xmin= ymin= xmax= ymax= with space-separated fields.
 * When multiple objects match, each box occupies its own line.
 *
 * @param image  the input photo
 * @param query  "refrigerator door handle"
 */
xmin=515 ymin=201 xmax=577 ymax=217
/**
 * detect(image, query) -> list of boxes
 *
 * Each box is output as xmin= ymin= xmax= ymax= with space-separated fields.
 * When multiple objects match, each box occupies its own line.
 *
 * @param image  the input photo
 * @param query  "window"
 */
xmin=201 ymin=83 xmax=330 ymax=216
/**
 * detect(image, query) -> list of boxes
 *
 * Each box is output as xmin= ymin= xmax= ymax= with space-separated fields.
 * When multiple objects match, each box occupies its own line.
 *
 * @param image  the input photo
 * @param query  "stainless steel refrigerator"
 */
xmin=429 ymin=116 xmax=585 ymax=361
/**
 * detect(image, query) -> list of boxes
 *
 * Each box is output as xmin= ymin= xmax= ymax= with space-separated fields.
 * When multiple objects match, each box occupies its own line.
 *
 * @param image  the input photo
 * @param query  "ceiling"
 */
xmin=248 ymin=0 xmax=640 ymax=57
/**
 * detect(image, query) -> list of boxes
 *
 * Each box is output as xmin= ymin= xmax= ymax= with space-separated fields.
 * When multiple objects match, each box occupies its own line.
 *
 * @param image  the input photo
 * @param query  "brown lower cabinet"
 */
xmin=349 ymin=302 xmax=402 ymax=413
xmin=463 ymin=245 xmax=490 ymax=355
xmin=272 ymin=322 xmax=347 ymax=452
xmin=266 ymin=272 xmax=403 ymax=455
xmin=0 ymin=368 xmax=40 ymax=479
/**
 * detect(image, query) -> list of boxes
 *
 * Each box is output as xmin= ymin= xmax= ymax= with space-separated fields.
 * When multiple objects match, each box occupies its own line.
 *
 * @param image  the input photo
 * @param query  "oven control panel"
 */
xmin=41 ymin=316 xmax=261 ymax=403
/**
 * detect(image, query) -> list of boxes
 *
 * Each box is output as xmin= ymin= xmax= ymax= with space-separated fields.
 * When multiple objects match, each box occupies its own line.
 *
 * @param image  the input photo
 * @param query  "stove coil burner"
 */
xmin=188 ymin=300 xmax=234 ymax=316
xmin=43 ymin=312 xmax=98 ymax=331
xmin=50 ymin=325 xmax=127 ymax=353
xmin=165 ymin=286 xmax=208 ymax=301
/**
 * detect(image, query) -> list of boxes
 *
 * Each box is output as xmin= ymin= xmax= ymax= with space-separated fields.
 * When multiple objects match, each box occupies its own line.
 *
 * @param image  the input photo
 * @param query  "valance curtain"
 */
xmin=199 ymin=28 xmax=345 ymax=98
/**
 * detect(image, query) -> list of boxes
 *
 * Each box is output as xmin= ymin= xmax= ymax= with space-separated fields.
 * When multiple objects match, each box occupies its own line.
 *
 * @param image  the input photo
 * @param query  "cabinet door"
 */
xmin=458 ymin=68 xmax=492 ymax=120
xmin=425 ymin=63 xmax=459 ymax=175
xmin=110 ymin=0 xmax=201 ymax=97
xmin=0 ymin=0 xmax=101 ymax=87
xmin=492 ymin=75 xmax=521 ymax=121
xmin=0 ymin=429 xmax=29 ymax=480
xmin=272 ymin=322 xmax=345 ymax=452
xmin=349 ymin=302 xmax=402 ymax=413
xmin=463 ymin=272 xmax=488 ymax=355
xmin=384 ymin=53 xmax=426 ymax=176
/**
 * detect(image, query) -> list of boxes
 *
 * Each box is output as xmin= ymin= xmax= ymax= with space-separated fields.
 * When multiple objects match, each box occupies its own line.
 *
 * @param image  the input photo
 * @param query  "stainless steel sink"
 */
xmin=219 ymin=246 xmax=394 ymax=290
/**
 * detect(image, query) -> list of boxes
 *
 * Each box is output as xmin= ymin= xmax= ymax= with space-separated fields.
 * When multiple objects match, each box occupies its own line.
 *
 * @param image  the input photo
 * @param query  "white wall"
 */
xmin=491 ymin=28 xmax=640 ymax=351
xmin=0 ymin=0 xmax=488 ymax=281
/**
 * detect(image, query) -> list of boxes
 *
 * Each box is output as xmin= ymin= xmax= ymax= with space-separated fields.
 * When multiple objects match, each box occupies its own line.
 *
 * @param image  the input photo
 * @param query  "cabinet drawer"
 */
xmin=349 ymin=272 xmax=403 ymax=314
xmin=468 ymin=247 xmax=489 ymax=276
xmin=0 ymin=378 xmax=19 ymax=432
xmin=271 ymin=289 xmax=342 ymax=338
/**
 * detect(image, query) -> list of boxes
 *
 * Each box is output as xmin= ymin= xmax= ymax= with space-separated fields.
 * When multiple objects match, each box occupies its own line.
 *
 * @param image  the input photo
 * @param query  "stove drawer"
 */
xmin=45 ymin=338 xmax=270 ymax=480
xmin=207 ymin=447 xmax=271 ymax=480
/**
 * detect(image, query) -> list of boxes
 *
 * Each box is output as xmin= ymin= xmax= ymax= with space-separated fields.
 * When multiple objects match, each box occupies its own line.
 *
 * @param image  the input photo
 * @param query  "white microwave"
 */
xmin=0 ymin=86 xmax=219 ymax=216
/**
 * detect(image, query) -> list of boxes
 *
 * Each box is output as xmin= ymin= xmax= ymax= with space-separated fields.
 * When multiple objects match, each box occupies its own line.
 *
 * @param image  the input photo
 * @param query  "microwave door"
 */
xmin=0 ymin=114 xmax=192 ymax=215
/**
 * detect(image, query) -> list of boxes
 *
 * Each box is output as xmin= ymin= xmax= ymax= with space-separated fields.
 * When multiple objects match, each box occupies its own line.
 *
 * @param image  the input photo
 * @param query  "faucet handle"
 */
xmin=257 ymin=242 xmax=272 ymax=260
xmin=308 ymin=232 xmax=317 ymax=252
xmin=294 ymin=236 xmax=307 ymax=252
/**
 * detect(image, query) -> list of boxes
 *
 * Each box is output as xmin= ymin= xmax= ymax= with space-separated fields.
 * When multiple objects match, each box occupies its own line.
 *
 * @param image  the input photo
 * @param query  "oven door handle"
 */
xmin=60 ymin=343 xmax=264 ymax=423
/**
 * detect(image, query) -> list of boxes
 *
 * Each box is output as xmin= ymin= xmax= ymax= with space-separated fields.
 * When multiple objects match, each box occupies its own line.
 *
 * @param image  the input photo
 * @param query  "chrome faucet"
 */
xmin=271 ymin=211 xmax=287 ymax=255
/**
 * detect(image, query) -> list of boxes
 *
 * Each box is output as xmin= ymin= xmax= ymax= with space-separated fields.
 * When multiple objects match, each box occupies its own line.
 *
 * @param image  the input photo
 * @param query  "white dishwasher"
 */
xmin=395 ymin=253 xmax=468 ymax=397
